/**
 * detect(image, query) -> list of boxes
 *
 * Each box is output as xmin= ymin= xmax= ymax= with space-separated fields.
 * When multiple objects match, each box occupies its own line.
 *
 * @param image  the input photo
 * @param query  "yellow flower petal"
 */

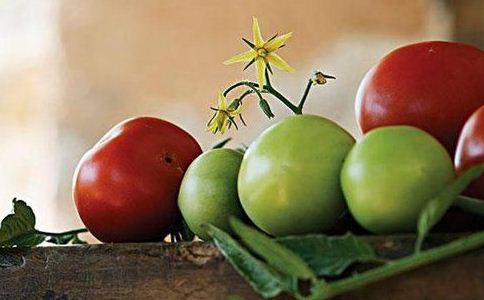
xmin=252 ymin=17 xmax=264 ymax=48
xmin=255 ymin=57 xmax=266 ymax=89
xmin=223 ymin=49 xmax=257 ymax=65
xmin=207 ymin=112 xmax=221 ymax=133
xmin=218 ymin=92 xmax=228 ymax=110
xmin=264 ymin=32 xmax=292 ymax=52
xmin=220 ymin=117 xmax=230 ymax=134
xmin=207 ymin=120 xmax=218 ymax=133
xmin=266 ymin=53 xmax=295 ymax=73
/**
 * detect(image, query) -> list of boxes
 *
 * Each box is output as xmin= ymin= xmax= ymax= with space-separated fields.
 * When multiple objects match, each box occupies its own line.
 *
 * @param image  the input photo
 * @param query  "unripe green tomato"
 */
xmin=341 ymin=126 xmax=455 ymax=234
xmin=178 ymin=148 xmax=247 ymax=240
xmin=238 ymin=115 xmax=355 ymax=236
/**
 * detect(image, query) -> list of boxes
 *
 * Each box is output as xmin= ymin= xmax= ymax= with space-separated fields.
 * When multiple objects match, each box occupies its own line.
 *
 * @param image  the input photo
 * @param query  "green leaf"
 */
xmin=276 ymin=233 xmax=381 ymax=277
xmin=0 ymin=198 xmax=88 ymax=247
xmin=229 ymin=217 xmax=316 ymax=280
xmin=0 ymin=198 xmax=45 ymax=247
xmin=325 ymin=230 xmax=484 ymax=299
xmin=416 ymin=165 xmax=484 ymax=252
xmin=4 ymin=233 xmax=46 ymax=247
xmin=206 ymin=224 xmax=288 ymax=298
xmin=212 ymin=137 xmax=232 ymax=149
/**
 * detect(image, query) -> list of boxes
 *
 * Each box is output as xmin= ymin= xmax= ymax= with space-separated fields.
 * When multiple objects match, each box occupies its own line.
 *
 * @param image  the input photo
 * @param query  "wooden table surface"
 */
xmin=0 ymin=235 xmax=483 ymax=300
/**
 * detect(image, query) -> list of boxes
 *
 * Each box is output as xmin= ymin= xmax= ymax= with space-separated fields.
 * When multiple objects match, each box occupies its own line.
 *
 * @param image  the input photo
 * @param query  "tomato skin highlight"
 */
xmin=73 ymin=117 xmax=202 ymax=242
xmin=455 ymin=105 xmax=484 ymax=199
xmin=356 ymin=41 xmax=484 ymax=155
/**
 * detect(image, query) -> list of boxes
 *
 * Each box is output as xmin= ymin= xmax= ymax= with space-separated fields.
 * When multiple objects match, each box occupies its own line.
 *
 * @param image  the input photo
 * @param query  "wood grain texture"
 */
xmin=0 ymin=235 xmax=483 ymax=300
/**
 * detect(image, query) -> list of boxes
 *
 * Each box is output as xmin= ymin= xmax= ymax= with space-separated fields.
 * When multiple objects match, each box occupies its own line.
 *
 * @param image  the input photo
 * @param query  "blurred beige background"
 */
xmin=0 ymin=0 xmax=482 ymax=236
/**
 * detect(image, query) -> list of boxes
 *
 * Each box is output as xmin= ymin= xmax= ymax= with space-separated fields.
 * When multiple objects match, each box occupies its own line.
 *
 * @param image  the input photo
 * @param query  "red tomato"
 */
xmin=356 ymin=41 xmax=484 ymax=155
xmin=455 ymin=105 xmax=484 ymax=199
xmin=73 ymin=117 xmax=202 ymax=242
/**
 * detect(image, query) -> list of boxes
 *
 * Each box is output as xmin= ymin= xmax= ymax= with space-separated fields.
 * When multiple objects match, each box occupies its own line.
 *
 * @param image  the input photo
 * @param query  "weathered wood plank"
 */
xmin=0 ymin=235 xmax=483 ymax=300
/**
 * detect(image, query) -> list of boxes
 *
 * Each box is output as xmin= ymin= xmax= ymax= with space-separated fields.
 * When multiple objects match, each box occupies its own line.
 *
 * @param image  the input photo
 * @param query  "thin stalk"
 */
xmin=263 ymin=84 xmax=300 ymax=114
xmin=265 ymin=67 xmax=272 ymax=87
xmin=224 ymin=80 xmax=300 ymax=114
xmin=36 ymin=228 xmax=88 ymax=237
xmin=319 ymin=231 xmax=484 ymax=299
xmin=237 ymin=90 xmax=254 ymax=102
xmin=455 ymin=195 xmax=484 ymax=217
xmin=223 ymin=81 xmax=264 ymax=102
xmin=297 ymin=79 xmax=313 ymax=113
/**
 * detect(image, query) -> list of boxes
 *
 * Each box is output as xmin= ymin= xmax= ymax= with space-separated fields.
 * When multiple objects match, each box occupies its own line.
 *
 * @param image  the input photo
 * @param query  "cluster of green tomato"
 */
xmin=178 ymin=115 xmax=455 ymax=240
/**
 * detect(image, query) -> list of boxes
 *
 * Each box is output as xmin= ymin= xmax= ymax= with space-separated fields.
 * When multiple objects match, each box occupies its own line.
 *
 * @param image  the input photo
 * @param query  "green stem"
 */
xmin=224 ymin=81 xmax=264 ymax=103
xmin=263 ymin=84 xmax=300 ymax=114
xmin=224 ymin=80 xmax=300 ymax=115
xmin=36 ymin=228 xmax=88 ymax=237
xmin=455 ymin=195 xmax=484 ymax=217
xmin=297 ymin=80 xmax=313 ymax=113
xmin=265 ymin=68 xmax=272 ymax=87
xmin=237 ymin=90 xmax=254 ymax=102
xmin=320 ymin=231 xmax=484 ymax=299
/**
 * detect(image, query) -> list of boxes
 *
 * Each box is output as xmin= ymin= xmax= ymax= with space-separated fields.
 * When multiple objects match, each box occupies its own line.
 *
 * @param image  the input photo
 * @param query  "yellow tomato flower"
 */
xmin=224 ymin=17 xmax=295 ymax=89
xmin=207 ymin=93 xmax=243 ymax=134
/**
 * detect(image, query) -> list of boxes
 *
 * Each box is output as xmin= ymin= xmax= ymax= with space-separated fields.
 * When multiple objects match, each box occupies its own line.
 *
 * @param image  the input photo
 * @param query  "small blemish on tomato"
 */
xmin=162 ymin=153 xmax=174 ymax=165
xmin=162 ymin=152 xmax=184 ymax=174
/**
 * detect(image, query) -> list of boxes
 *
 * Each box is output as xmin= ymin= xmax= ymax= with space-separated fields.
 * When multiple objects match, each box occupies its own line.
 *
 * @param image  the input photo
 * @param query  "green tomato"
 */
xmin=341 ymin=126 xmax=455 ymax=234
xmin=238 ymin=115 xmax=355 ymax=236
xmin=178 ymin=148 xmax=247 ymax=240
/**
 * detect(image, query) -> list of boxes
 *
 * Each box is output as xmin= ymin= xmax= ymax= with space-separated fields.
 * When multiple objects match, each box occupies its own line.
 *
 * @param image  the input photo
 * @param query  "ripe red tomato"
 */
xmin=356 ymin=41 xmax=484 ymax=155
xmin=455 ymin=105 xmax=484 ymax=199
xmin=73 ymin=117 xmax=202 ymax=242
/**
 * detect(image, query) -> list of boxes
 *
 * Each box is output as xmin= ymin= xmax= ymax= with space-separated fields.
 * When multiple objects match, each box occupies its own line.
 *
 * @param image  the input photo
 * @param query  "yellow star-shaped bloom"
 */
xmin=224 ymin=17 xmax=295 ymax=89
xmin=207 ymin=93 xmax=243 ymax=134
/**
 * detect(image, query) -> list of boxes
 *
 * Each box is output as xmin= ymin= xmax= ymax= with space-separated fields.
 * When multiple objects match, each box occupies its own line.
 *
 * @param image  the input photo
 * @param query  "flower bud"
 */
xmin=312 ymin=71 xmax=336 ymax=85
xmin=259 ymin=99 xmax=275 ymax=119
